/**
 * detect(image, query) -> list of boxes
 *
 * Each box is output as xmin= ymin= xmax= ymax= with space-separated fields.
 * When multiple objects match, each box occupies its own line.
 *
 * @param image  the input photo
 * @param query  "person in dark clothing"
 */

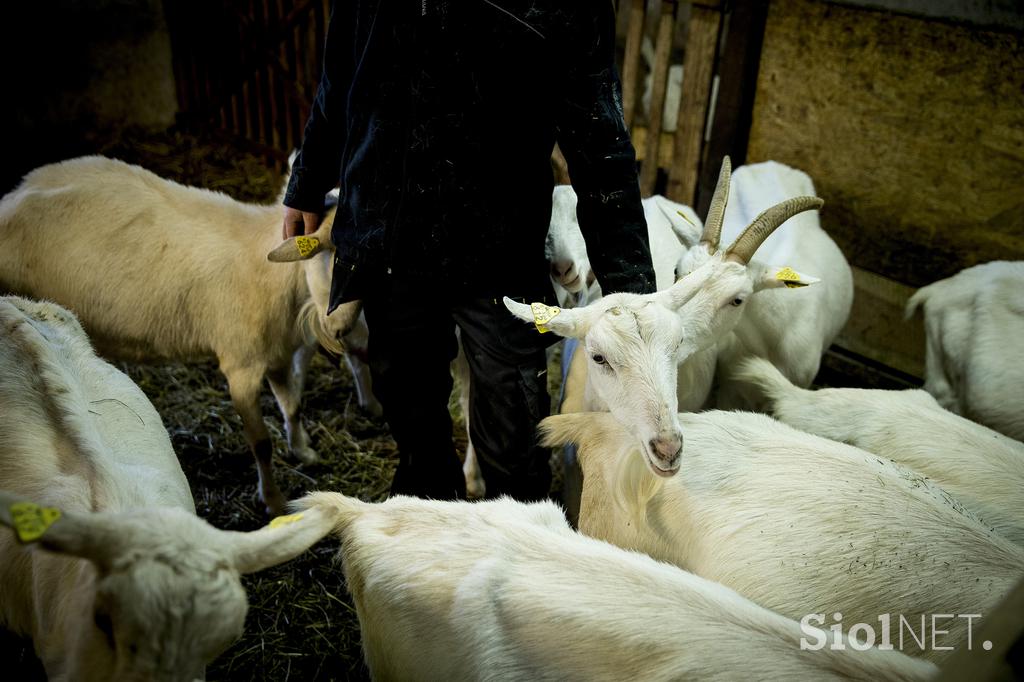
xmin=282 ymin=1 xmax=656 ymax=501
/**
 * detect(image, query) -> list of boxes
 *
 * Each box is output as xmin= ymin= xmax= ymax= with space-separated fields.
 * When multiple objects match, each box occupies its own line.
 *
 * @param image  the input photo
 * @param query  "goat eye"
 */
xmin=731 ymin=298 xmax=744 ymax=307
xmin=591 ymin=354 xmax=607 ymax=365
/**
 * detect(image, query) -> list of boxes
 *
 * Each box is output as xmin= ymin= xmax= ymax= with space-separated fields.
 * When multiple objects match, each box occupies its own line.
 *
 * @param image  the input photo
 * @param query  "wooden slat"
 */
xmin=666 ymin=4 xmax=720 ymax=204
xmin=615 ymin=0 xmax=632 ymax=45
xmin=276 ymin=0 xmax=294 ymax=153
xmin=695 ymin=0 xmax=768 ymax=217
xmin=264 ymin=0 xmax=281 ymax=152
xmin=166 ymin=1 xmax=189 ymax=112
xmin=833 ymin=266 xmax=926 ymax=378
xmin=620 ymin=0 xmax=646 ymax=129
xmin=639 ymin=0 xmax=677 ymax=196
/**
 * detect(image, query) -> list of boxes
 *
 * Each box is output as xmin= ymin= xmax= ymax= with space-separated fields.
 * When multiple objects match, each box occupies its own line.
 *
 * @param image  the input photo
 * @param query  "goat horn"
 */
xmin=725 ymin=196 xmax=824 ymax=264
xmin=699 ymin=156 xmax=731 ymax=251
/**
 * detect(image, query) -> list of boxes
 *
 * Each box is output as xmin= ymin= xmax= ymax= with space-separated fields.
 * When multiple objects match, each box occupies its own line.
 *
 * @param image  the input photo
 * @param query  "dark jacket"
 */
xmin=284 ymin=0 xmax=656 ymax=309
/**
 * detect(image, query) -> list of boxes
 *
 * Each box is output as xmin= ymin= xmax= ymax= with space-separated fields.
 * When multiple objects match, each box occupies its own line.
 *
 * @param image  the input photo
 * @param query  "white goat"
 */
xmin=297 ymin=491 xmax=938 ymax=681
xmin=672 ymin=160 xmax=854 ymax=407
xmin=733 ymin=356 xmax=1024 ymax=547
xmin=464 ymin=187 xmax=700 ymax=496
xmin=0 ymin=155 xmax=380 ymax=514
xmin=540 ymin=410 xmax=1024 ymax=663
xmin=0 ymin=296 xmax=337 ymax=682
xmin=545 ymin=185 xmax=597 ymax=307
xmin=507 ymin=157 xmax=825 ymax=476
xmin=906 ymin=260 xmax=1024 ymax=442
xmin=545 ymin=184 xmax=698 ymax=307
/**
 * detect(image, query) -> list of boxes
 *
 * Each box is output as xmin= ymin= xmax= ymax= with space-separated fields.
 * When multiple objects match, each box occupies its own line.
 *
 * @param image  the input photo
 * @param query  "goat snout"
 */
xmin=551 ymin=261 xmax=581 ymax=289
xmin=648 ymin=434 xmax=682 ymax=474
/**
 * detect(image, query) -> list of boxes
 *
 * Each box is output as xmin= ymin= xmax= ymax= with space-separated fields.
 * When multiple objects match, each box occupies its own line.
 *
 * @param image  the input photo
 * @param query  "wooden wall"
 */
xmin=747 ymin=0 xmax=1024 ymax=376
xmin=165 ymin=0 xmax=332 ymax=166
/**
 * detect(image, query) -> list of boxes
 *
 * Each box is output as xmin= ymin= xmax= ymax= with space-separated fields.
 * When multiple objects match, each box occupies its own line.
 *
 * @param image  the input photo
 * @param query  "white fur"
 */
xmin=298 ymin=492 xmax=938 ymax=681
xmin=0 ymin=296 xmax=336 ymax=682
xmin=906 ymin=260 xmax=1024 ymax=442
xmin=733 ymin=356 xmax=1024 ymax=547
xmin=540 ymin=411 xmax=1024 ymax=663
xmin=0 ymin=156 xmax=381 ymax=514
xmin=545 ymin=185 xmax=597 ymax=308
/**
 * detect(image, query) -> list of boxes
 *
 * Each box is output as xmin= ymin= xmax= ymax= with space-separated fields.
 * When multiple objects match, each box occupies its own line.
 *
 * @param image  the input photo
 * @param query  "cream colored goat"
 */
xmin=541 ymin=411 xmax=1024 ymax=663
xmin=298 ymin=492 xmax=938 ymax=681
xmin=0 ymin=156 xmax=378 ymax=514
xmin=733 ymin=356 xmax=1024 ymax=547
xmin=0 ymin=296 xmax=337 ymax=681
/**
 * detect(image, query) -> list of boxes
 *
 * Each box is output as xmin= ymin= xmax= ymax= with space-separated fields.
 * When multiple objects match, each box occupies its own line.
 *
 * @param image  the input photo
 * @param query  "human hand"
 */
xmin=283 ymin=207 xmax=322 ymax=240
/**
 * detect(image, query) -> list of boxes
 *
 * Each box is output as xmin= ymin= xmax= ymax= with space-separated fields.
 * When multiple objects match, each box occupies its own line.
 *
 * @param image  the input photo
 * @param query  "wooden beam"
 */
xmin=665 ymin=4 xmax=721 ymax=204
xmin=639 ymin=1 xmax=678 ymax=196
xmin=694 ymin=0 xmax=768 ymax=217
xmin=833 ymin=266 xmax=926 ymax=378
xmin=620 ymin=0 xmax=646 ymax=130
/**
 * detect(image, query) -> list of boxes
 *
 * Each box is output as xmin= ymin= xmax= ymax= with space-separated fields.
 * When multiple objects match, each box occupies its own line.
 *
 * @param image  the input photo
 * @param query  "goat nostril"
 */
xmin=649 ymin=437 xmax=682 ymax=462
xmin=552 ymin=261 xmax=573 ymax=279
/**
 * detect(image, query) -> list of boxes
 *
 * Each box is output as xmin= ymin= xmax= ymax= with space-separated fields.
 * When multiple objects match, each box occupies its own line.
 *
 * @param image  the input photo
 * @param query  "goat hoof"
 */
xmin=465 ymin=479 xmax=486 ymax=500
xmin=261 ymin=490 xmax=287 ymax=518
xmin=361 ymin=399 xmax=384 ymax=419
xmin=291 ymin=446 xmax=320 ymax=465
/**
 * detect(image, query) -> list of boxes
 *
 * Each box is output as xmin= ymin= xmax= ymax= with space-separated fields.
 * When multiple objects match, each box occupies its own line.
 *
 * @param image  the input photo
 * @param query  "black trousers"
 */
xmin=363 ymin=277 xmax=558 ymax=501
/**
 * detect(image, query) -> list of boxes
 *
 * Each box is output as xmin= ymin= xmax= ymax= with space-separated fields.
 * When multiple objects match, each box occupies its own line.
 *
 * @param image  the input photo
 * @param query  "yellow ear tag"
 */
xmin=531 ymin=302 xmax=561 ymax=333
xmin=776 ymin=266 xmax=807 ymax=289
xmin=294 ymin=236 xmax=320 ymax=258
xmin=269 ymin=512 xmax=304 ymax=529
xmin=10 ymin=502 xmax=62 ymax=544
xmin=676 ymin=210 xmax=697 ymax=227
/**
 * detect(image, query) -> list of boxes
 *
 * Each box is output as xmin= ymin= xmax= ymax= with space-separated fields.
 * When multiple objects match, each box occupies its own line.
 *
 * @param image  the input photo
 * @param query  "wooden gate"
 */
xmin=165 ymin=0 xmax=331 ymax=166
xmin=616 ymin=0 xmax=768 ymax=213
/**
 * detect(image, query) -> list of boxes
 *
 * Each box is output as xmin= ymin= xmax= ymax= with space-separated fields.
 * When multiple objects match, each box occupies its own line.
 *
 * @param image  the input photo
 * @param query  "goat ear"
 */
xmin=754 ymin=264 xmax=821 ymax=292
xmin=0 ymin=491 xmax=123 ymax=569
xmin=267 ymin=208 xmax=337 ymax=263
xmin=502 ymin=297 xmax=588 ymax=338
xmin=654 ymin=259 xmax=717 ymax=310
xmin=226 ymin=506 xmax=337 ymax=574
xmin=653 ymin=196 xmax=702 ymax=248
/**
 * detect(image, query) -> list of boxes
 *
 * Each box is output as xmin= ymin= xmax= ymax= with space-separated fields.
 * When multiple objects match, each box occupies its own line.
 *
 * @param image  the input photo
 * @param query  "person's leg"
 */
xmin=363 ymin=278 xmax=465 ymax=500
xmin=453 ymin=296 xmax=556 ymax=501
